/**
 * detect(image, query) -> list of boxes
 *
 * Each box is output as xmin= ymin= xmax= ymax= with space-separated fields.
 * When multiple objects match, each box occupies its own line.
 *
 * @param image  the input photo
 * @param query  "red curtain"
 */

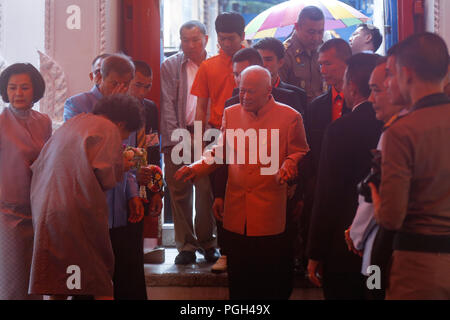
xmin=123 ymin=0 xmax=162 ymax=241
xmin=397 ymin=0 xmax=425 ymax=42
xmin=123 ymin=0 xmax=161 ymax=107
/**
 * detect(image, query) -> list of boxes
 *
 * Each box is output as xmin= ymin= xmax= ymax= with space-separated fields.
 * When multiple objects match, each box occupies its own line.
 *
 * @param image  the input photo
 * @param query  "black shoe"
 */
xmin=174 ymin=251 xmax=196 ymax=265
xmin=200 ymin=248 xmax=220 ymax=263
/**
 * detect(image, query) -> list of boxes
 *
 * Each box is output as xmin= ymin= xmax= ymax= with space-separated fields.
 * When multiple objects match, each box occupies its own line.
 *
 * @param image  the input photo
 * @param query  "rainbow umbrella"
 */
xmin=245 ymin=0 xmax=370 ymax=40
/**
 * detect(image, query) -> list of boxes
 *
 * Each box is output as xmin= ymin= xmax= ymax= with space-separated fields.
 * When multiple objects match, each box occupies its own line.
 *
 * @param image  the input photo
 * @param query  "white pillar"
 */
xmin=0 ymin=0 xmax=122 ymax=122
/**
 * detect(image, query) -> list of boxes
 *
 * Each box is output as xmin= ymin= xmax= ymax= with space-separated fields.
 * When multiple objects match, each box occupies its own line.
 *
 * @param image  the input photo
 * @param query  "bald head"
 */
xmin=241 ymin=65 xmax=272 ymax=87
xmin=239 ymin=66 xmax=272 ymax=114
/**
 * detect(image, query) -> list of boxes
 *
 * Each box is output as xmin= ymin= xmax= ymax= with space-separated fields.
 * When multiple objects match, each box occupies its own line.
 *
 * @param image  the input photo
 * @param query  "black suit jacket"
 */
xmin=296 ymin=89 xmax=350 ymax=193
xmin=306 ymin=102 xmax=383 ymax=273
xmin=142 ymin=99 xmax=161 ymax=167
xmin=304 ymin=89 xmax=351 ymax=172
xmin=278 ymin=80 xmax=307 ymax=117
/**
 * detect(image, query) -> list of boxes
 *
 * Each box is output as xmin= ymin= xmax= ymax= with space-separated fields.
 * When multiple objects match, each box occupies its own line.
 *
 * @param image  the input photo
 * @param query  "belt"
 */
xmin=393 ymin=232 xmax=450 ymax=253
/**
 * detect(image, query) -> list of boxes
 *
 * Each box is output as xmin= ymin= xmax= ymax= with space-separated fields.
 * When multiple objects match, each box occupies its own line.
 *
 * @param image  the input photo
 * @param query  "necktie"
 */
xmin=333 ymin=93 xmax=344 ymax=121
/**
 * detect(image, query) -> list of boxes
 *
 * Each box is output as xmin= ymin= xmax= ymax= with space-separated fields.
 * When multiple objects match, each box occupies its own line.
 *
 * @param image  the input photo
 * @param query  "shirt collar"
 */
xmin=332 ymin=86 xmax=343 ymax=101
xmin=92 ymin=85 xmax=104 ymax=100
xmin=412 ymin=93 xmax=450 ymax=112
xmin=352 ymin=100 xmax=368 ymax=112
xmin=8 ymin=105 xmax=32 ymax=119
xmin=243 ymin=95 xmax=276 ymax=119
xmin=181 ymin=50 xmax=210 ymax=65
xmin=292 ymin=35 xmax=320 ymax=57
xmin=219 ymin=46 xmax=245 ymax=61
xmin=273 ymin=76 xmax=281 ymax=88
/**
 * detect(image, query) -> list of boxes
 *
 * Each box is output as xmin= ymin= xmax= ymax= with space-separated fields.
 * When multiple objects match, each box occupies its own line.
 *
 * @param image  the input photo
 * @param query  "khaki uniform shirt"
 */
xmin=280 ymin=35 xmax=326 ymax=103
xmin=378 ymin=97 xmax=450 ymax=236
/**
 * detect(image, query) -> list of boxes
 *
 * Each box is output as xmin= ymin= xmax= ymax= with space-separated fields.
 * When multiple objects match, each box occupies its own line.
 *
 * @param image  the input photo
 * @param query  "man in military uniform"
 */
xmin=280 ymin=6 xmax=327 ymax=102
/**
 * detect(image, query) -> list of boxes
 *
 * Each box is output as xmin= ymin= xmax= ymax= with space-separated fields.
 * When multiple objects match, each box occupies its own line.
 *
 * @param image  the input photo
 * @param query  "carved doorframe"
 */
xmin=40 ymin=0 xmax=108 ymax=125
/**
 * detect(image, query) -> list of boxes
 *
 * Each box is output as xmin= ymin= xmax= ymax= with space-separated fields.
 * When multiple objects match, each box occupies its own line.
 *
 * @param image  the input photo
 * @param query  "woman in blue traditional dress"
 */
xmin=0 ymin=63 xmax=52 ymax=300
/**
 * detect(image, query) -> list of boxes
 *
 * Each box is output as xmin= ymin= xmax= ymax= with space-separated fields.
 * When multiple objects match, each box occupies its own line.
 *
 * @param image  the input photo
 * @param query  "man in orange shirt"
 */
xmin=191 ymin=12 xmax=245 ymax=130
xmin=190 ymin=12 xmax=246 ymax=272
xmin=176 ymin=66 xmax=309 ymax=300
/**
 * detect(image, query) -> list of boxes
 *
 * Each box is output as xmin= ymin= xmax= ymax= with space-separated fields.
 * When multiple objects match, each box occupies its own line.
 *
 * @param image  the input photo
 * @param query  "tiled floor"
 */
xmin=144 ymin=248 xmax=324 ymax=300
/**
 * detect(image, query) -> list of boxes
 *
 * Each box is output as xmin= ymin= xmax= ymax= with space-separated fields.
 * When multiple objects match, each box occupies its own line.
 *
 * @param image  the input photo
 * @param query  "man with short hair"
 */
xmin=89 ymin=53 xmax=110 ymax=85
xmin=191 ymin=12 xmax=245 ymax=130
xmin=64 ymin=54 xmax=143 ymax=228
xmin=344 ymin=57 xmax=409 ymax=300
xmin=189 ymin=12 xmax=246 ymax=268
xmin=175 ymin=65 xmax=309 ymax=299
xmin=280 ymin=6 xmax=326 ymax=102
xmin=160 ymin=21 xmax=218 ymax=265
xmin=349 ymin=24 xmax=383 ymax=54
xmin=293 ymin=39 xmax=353 ymax=274
xmin=304 ymin=39 xmax=353 ymax=173
xmin=307 ymin=53 xmax=383 ymax=300
xmin=126 ymin=60 xmax=163 ymax=287
xmin=371 ymin=33 xmax=450 ymax=300
xmin=129 ymin=60 xmax=160 ymax=166
xmin=384 ymin=47 xmax=413 ymax=108
xmin=225 ymin=48 xmax=303 ymax=113
xmin=64 ymin=53 xmax=134 ymax=121
xmin=253 ymin=37 xmax=307 ymax=115
xmin=64 ymin=54 xmax=158 ymax=300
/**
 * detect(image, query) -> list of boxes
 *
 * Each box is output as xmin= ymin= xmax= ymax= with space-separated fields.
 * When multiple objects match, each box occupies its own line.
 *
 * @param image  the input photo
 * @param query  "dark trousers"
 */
xmin=322 ymin=271 xmax=366 ymax=300
xmin=109 ymin=220 xmax=147 ymax=300
xmin=370 ymin=226 xmax=395 ymax=298
xmin=215 ymin=220 xmax=227 ymax=255
xmin=209 ymin=172 xmax=226 ymax=255
xmin=364 ymin=275 xmax=386 ymax=300
xmin=224 ymin=229 xmax=293 ymax=300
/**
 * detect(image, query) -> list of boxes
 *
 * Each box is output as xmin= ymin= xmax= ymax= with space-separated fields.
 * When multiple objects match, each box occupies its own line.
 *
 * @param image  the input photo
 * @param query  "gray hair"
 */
xmin=180 ymin=20 xmax=207 ymax=36
xmin=100 ymin=53 xmax=135 ymax=78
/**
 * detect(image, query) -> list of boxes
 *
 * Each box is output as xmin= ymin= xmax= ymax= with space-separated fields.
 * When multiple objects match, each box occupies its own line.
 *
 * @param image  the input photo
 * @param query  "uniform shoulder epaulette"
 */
xmin=283 ymin=37 xmax=292 ymax=50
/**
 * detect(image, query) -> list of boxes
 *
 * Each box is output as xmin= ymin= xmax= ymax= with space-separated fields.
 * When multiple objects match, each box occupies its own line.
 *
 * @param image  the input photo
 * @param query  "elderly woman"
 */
xmin=0 ymin=63 xmax=52 ymax=300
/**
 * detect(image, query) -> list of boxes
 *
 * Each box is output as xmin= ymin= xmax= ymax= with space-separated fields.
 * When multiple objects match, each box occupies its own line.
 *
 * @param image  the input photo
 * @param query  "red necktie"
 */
xmin=332 ymin=93 xmax=343 ymax=121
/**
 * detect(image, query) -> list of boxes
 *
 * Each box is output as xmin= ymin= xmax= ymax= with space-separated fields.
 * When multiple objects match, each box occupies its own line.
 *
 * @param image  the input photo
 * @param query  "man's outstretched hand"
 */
xmin=174 ymin=166 xmax=196 ymax=183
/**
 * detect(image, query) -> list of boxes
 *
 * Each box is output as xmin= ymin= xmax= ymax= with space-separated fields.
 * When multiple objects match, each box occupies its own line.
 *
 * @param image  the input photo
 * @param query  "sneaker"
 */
xmin=143 ymin=247 xmax=165 ymax=264
xmin=174 ymin=251 xmax=196 ymax=265
xmin=211 ymin=255 xmax=227 ymax=273
xmin=199 ymin=247 xmax=220 ymax=263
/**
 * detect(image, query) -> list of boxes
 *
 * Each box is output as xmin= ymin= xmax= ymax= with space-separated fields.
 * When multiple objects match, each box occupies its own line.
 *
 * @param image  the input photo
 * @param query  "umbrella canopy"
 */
xmin=245 ymin=0 xmax=370 ymax=40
